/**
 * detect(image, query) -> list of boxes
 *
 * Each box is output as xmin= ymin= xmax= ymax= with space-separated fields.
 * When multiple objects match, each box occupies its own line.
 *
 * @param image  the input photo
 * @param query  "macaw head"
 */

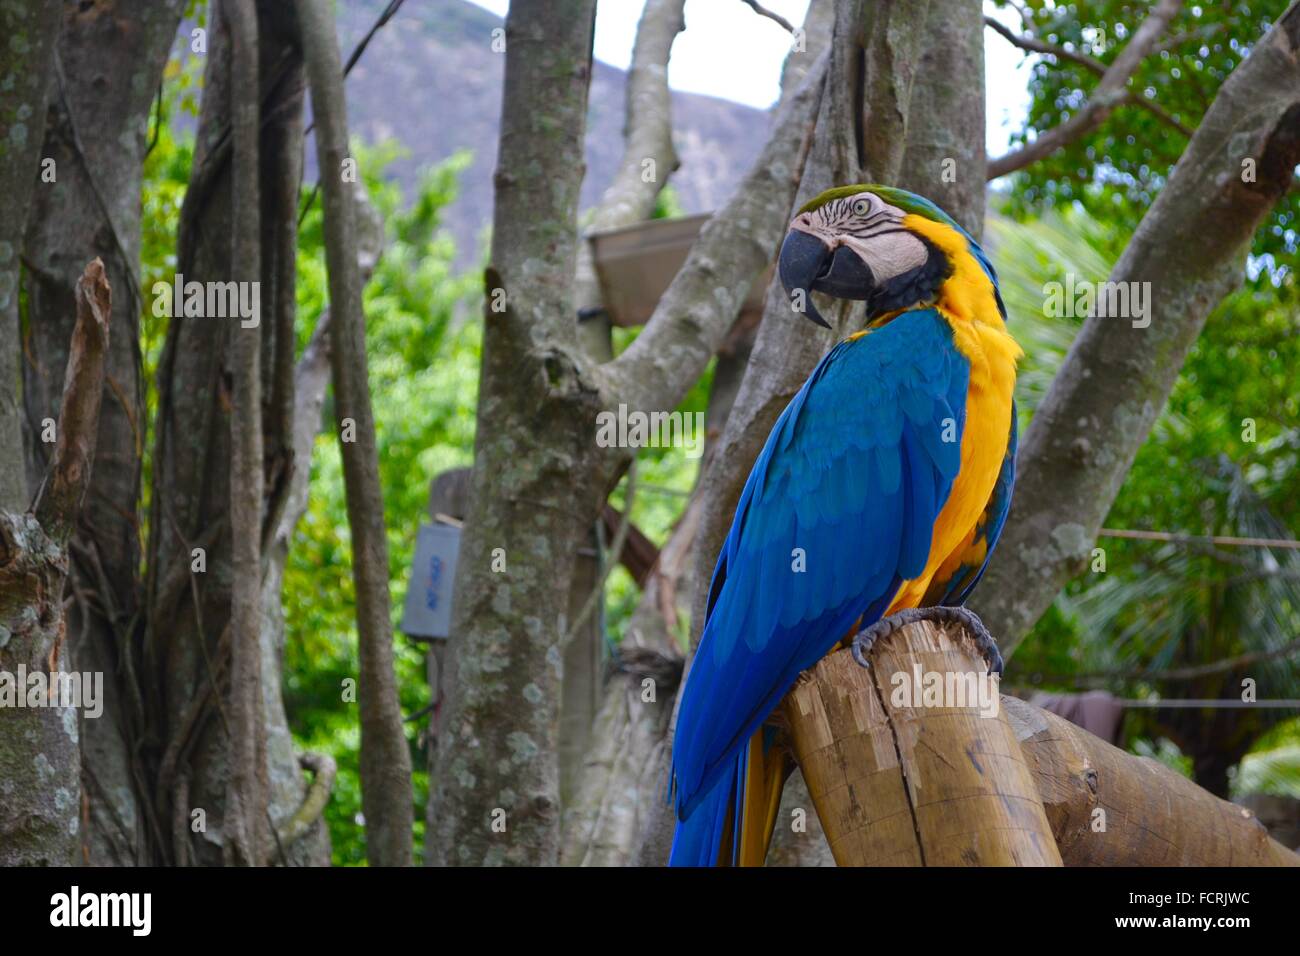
xmin=778 ymin=184 xmax=991 ymax=328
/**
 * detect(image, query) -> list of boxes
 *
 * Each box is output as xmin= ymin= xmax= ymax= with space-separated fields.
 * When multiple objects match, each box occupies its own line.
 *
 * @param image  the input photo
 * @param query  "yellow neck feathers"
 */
xmin=902 ymin=214 xmax=1022 ymax=388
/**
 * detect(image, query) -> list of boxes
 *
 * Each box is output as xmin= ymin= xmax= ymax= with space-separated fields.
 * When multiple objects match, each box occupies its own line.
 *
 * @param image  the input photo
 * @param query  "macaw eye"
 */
xmin=852 ymin=198 xmax=871 ymax=216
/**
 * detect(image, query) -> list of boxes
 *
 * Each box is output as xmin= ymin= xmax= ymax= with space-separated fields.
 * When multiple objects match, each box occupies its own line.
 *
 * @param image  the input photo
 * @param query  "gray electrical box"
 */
xmin=400 ymin=522 xmax=461 ymax=640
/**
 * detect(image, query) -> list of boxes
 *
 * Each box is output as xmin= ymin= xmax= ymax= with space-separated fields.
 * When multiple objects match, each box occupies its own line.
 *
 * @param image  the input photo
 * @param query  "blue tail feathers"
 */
xmin=669 ymin=747 xmax=747 ymax=866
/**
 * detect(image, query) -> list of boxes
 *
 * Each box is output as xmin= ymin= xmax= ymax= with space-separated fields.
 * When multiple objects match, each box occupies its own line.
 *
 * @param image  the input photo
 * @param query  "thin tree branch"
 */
xmin=984 ymin=15 xmax=1106 ymax=74
xmin=33 ymin=259 xmax=111 ymax=545
xmin=987 ymin=0 xmax=1186 ymax=179
xmin=295 ymin=0 xmax=414 ymax=867
xmin=344 ymin=0 xmax=406 ymax=75
xmin=739 ymin=0 xmax=795 ymax=34
xmin=986 ymin=16 xmax=1195 ymax=138
xmin=1100 ymin=528 xmax=1300 ymax=550
xmin=300 ymin=0 xmax=409 ymax=211
xmin=224 ymin=0 xmax=268 ymax=868
xmin=264 ymin=752 xmax=337 ymax=862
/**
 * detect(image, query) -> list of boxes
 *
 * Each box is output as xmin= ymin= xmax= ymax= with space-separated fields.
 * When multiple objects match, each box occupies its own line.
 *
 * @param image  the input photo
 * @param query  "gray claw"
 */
xmin=848 ymin=605 xmax=1004 ymax=675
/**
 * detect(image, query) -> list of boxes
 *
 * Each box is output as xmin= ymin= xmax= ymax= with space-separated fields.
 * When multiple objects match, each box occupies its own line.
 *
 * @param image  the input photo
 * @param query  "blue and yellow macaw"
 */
xmin=669 ymin=185 xmax=1022 ymax=866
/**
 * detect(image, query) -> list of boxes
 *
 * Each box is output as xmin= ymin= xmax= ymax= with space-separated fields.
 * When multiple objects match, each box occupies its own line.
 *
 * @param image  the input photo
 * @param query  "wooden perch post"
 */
xmin=782 ymin=621 xmax=1062 ymax=866
xmin=1005 ymin=697 xmax=1299 ymax=867
xmin=781 ymin=619 xmax=1300 ymax=866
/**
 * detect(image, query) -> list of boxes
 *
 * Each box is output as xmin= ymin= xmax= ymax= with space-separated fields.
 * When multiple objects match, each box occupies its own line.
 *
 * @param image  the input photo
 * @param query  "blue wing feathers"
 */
xmin=671 ymin=309 xmax=972 ymax=833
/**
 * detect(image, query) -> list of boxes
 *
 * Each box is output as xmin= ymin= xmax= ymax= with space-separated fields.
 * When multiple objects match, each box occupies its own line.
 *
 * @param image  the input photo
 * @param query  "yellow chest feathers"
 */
xmin=901 ymin=213 xmax=1022 ymax=394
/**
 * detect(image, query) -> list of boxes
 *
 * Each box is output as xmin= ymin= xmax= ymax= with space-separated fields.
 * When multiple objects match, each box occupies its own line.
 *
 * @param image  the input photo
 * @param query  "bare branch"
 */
xmin=302 ymin=0 xmax=407 ymax=138
xmin=601 ymin=53 xmax=828 ymax=414
xmin=223 ymin=0 xmax=267 ymax=868
xmin=1026 ymin=637 xmax=1300 ymax=687
xmin=576 ymin=0 xmax=685 ymax=351
xmin=266 ymin=752 xmax=338 ymax=860
xmin=34 ymin=259 xmax=111 ymax=545
xmin=739 ymin=0 xmax=795 ymax=34
xmin=986 ymin=15 xmax=1195 ymax=139
xmin=987 ymin=0 xmax=1185 ymax=179
xmin=984 ymin=15 xmax=1105 ymax=74
xmin=295 ymin=0 xmax=414 ymax=867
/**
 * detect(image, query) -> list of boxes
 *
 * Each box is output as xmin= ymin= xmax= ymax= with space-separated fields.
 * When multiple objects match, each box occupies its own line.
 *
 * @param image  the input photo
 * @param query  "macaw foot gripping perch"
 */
xmin=850 ymin=605 xmax=1004 ymax=674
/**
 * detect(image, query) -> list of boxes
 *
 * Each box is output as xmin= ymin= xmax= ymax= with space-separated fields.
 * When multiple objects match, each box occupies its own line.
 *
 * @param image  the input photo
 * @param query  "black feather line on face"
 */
xmin=866 ymin=235 xmax=952 ymax=320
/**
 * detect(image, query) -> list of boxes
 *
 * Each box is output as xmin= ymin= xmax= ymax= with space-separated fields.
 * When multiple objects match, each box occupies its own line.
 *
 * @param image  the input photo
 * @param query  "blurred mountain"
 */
xmin=334 ymin=0 xmax=772 ymax=266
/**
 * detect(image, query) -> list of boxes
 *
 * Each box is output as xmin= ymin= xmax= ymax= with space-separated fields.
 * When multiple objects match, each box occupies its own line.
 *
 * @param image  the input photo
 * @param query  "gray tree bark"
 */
xmin=429 ymin=0 xmax=603 ymax=867
xmin=898 ymin=0 xmax=985 ymax=237
xmin=1 ymin=260 xmax=110 ymax=866
xmin=974 ymin=2 xmax=1300 ymax=656
xmin=560 ymin=0 xmax=687 ymax=807
xmin=223 ymin=0 xmax=268 ymax=867
xmin=429 ymin=0 xmax=826 ymax=865
xmin=0 ymin=0 xmax=61 ymax=512
xmin=144 ymin=1 xmax=319 ymax=866
xmin=295 ymin=0 xmax=414 ymax=867
xmin=20 ymin=0 xmax=186 ymax=866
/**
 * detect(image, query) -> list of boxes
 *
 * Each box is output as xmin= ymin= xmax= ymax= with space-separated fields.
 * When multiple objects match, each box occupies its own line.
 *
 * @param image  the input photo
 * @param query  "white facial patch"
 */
xmin=840 ymin=229 xmax=929 ymax=283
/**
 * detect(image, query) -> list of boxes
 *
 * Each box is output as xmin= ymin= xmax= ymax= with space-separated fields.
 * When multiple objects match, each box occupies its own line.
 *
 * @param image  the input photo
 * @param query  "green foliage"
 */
xmin=1238 ymin=719 xmax=1300 ymax=797
xmin=1236 ymin=745 xmax=1300 ymax=797
xmin=284 ymin=142 xmax=481 ymax=865
xmin=993 ymin=0 xmax=1298 ymax=270
xmin=986 ymin=205 xmax=1116 ymax=417
xmin=1132 ymin=737 xmax=1194 ymax=778
xmin=653 ymin=184 xmax=686 ymax=220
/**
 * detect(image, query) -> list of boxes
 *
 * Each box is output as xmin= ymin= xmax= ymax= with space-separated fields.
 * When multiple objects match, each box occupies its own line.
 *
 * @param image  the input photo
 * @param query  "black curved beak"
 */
xmin=778 ymin=230 xmax=876 ymax=329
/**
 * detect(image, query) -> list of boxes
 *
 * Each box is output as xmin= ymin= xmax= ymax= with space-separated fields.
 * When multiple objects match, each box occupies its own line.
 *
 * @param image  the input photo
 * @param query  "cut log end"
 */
xmin=782 ymin=619 xmax=1063 ymax=867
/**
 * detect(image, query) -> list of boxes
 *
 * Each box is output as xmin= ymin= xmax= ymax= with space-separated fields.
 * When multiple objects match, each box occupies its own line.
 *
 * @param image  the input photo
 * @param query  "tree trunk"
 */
xmin=20 ymin=0 xmax=186 ymax=866
xmin=429 ymin=0 xmax=603 ymax=867
xmin=558 ymin=647 xmax=682 ymax=866
xmin=559 ymin=0 xmax=687 ymax=814
xmin=295 ymin=0 xmax=413 ymax=867
xmin=256 ymin=188 xmax=385 ymax=867
xmin=1 ymin=260 xmax=111 ymax=866
xmin=896 ymin=0 xmax=986 ymax=237
xmin=974 ymin=3 xmax=1300 ymax=656
xmin=144 ymin=1 xmax=316 ymax=866
xmin=222 ymin=0 xmax=268 ymax=866
xmin=0 ymin=0 xmax=61 ymax=511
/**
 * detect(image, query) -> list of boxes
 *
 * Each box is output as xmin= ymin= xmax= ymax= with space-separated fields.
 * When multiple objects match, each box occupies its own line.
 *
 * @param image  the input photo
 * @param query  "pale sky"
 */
xmin=464 ymin=0 xmax=1034 ymax=156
